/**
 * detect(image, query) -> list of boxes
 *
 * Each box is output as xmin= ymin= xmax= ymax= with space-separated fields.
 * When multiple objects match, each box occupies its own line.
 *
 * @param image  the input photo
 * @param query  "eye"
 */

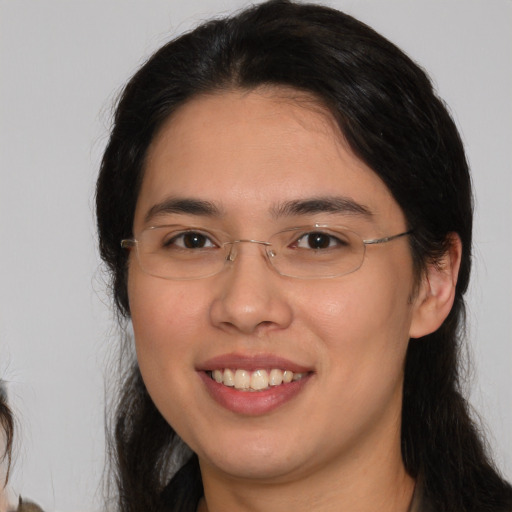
xmin=164 ymin=231 xmax=217 ymax=250
xmin=294 ymin=231 xmax=347 ymax=250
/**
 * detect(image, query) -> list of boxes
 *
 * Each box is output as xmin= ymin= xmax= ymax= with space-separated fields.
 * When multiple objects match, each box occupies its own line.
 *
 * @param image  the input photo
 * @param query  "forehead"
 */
xmin=135 ymin=88 xmax=405 ymax=232
xmin=146 ymin=87 xmax=346 ymax=176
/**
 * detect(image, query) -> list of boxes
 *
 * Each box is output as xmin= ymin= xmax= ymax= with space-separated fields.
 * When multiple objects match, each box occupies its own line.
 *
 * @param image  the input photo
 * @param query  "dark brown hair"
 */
xmin=0 ymin=381 xmax=13 ymax=485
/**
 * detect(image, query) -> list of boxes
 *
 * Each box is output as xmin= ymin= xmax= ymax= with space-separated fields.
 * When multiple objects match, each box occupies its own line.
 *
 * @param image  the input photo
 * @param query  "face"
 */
xmin=128 ymin=88 xmax=423 ymax=486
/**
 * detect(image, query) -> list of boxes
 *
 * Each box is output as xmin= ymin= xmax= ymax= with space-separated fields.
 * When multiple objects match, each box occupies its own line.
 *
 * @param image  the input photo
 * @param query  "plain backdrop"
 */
xmin=1 ymin=1 xmax=511 ymax=510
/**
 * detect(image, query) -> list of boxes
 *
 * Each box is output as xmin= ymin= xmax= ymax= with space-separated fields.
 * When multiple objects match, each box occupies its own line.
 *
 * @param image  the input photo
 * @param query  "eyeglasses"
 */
xmin=121 ymin=224 xmax=412 ymax=280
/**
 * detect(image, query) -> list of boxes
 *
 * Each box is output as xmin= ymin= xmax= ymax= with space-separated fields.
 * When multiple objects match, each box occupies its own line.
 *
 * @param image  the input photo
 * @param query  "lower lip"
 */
xmin=198 ymin=371 xmax=311 ymax=416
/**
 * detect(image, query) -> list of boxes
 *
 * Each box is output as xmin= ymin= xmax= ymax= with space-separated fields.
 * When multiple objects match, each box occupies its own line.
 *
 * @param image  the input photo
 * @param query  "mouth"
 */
xmin=207 ymin=368 xmax=308 ymax=392
xmin=199 ymin=354 xmax=313 ymax=415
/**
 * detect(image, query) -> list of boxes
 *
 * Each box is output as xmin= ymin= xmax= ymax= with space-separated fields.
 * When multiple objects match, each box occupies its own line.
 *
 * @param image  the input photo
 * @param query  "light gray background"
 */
xmin=1 ymin=1 xmax=510 ymax=510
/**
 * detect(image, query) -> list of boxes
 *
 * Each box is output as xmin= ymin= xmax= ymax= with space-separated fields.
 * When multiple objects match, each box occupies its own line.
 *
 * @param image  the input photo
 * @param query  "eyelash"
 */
xmin=163 ymin=231 xmax=218 ymax=250
xmin=161 ymin=229 xmax=348 ymax=251
xmin=292 ymin=231 xmax=347 ymax=250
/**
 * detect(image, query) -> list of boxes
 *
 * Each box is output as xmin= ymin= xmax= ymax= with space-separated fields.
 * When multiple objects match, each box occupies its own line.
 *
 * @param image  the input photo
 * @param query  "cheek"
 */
xmin=127 ymin=270 xmax=207 ymax=374
xmin=127 ymin=270 xmax=215 ymax=435
xmin=296 ymin=254 xmax=416 ymax=376
xmin=296 ymin=264 xmax=415 ymax=430
xmin=300 ymin=283 xmax=412 ymax=341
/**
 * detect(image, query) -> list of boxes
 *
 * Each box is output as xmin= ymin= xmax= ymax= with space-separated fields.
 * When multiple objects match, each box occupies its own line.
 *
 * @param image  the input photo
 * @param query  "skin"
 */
xmin=127 ymin=87 xmax=459 ymax=512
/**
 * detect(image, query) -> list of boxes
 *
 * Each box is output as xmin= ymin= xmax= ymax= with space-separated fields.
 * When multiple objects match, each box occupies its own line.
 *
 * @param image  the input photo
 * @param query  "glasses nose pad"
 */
xmin=225 ymin=243 xmax=236 ymax=263
xmin=266 ymin=247 xmax=278 ymax=274
xmin=223 ymin=240 xmax=276 ymax=273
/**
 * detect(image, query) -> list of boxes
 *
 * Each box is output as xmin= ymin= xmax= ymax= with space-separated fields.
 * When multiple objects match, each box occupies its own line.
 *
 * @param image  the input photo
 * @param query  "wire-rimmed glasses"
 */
xmin=121 ymin=224 xmax=412 ymax=280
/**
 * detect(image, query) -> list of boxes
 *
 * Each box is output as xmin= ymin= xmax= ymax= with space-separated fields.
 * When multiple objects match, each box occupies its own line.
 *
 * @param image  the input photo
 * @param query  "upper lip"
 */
xmin=197 ymin=353 xmax=313 ymax=373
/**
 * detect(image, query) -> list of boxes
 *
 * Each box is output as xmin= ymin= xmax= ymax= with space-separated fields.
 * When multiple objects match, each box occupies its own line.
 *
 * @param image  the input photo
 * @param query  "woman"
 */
xmin=0 ymin=383 xmax=42 ymax=512
xmin=96 ymin=1 xmax=512 ymax=511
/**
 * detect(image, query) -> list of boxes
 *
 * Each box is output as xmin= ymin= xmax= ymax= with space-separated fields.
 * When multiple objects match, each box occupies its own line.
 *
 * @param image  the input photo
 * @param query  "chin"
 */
xmin=204 ymin=452 xmax=304 ymax=482
xmin=194 ymin=431 xmax=308 ymax=481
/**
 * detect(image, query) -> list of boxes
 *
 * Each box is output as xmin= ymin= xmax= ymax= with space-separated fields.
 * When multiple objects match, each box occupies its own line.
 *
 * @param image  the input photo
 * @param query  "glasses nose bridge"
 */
xmin=224 ymin=238 xmax=273 ymax=263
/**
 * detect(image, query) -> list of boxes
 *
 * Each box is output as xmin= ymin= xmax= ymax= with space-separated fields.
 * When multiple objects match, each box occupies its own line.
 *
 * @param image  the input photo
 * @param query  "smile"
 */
xmin=208 ymin=368 xmax=307 ymax=391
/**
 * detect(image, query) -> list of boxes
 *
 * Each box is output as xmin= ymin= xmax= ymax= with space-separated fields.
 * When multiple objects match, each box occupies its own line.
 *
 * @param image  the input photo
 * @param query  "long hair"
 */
xmin=0 ymin=381 xmax=13 ymax=486
xmin=96 ymin=1 xmax=512 ymax=511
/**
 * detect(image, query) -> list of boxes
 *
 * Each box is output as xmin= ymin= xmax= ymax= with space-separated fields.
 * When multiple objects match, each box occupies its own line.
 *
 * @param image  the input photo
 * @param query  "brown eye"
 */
xmin=307 ymin=232 xmax=331 ymax=249
xmin=295 ymin=231 xmax=345 ymax=250
xmin=182 ymin=232 xmax=208 ymax=248
xmin=165 ymin=231 xmax=216 ymax=249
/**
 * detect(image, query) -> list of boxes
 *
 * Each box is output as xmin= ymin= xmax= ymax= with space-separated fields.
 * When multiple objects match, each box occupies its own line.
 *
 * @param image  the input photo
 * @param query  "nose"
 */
xmin=209 ymin=241 xmax=293 ymax=335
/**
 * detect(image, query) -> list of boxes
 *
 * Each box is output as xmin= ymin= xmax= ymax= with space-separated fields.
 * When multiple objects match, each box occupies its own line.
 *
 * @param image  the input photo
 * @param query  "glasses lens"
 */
xmin=136 ymin=226 xmax=225 ymax=279
xmin=133 ymin=225 xmax=365 ymax=280
xmin=269 ymin=226 xmax=364 ymax=278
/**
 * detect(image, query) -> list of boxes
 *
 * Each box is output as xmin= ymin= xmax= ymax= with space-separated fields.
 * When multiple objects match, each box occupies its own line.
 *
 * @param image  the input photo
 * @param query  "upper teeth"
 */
xmin=211 ymin=368 xmax=305 ymax=391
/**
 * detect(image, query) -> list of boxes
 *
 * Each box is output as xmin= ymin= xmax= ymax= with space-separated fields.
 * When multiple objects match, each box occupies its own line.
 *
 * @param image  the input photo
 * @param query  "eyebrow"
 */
xmin=271 ymin=196 xmax=373 ymax=218
xmin=144 ymin=195 xmax=372 ymax=225
xmin=144 ymin=197 xmax=222 ymax=224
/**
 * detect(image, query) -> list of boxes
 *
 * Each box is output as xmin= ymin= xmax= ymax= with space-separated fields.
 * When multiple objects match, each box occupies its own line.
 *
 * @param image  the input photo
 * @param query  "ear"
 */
xmin=409 ymin=234 xmax=462 ymax=339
